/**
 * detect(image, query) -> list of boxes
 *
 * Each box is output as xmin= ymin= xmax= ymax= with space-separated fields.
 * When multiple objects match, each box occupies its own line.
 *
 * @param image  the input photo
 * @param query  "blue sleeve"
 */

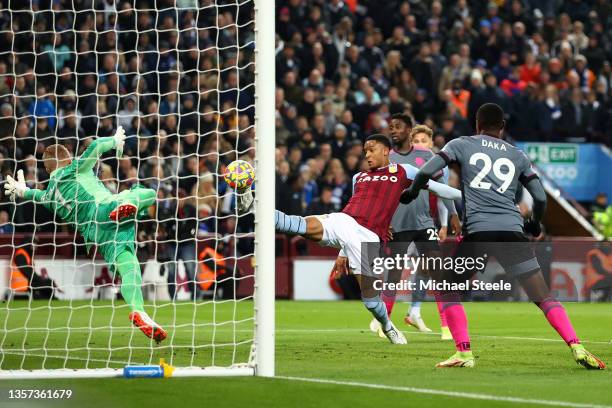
xmin=399 ymin=163 xmax=419 ymax=180
xmin=351 ymin=173 xmax=359 ymax=193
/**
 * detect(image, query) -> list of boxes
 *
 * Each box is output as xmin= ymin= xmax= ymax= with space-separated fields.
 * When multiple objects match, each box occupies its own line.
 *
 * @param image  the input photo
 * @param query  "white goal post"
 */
xmin=0 ymin=0 xmax=275 ymax=379
xmin=253 ymin=0 xmax=276 ymax=378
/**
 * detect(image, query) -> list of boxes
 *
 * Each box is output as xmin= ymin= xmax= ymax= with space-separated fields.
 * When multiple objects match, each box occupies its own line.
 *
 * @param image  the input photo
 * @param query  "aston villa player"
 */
xmin=267 ymin=134 xmax=462 ymax=345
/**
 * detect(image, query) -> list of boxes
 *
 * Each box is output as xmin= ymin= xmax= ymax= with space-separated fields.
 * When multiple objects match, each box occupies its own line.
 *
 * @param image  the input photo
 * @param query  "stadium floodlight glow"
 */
xmin=0 ymin=0 xmax=275 ymax=379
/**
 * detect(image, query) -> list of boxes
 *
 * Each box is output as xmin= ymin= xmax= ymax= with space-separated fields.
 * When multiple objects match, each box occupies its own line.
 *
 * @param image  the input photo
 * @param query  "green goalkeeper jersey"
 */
xmin=23 ymin=137 xmax=117 ymax=240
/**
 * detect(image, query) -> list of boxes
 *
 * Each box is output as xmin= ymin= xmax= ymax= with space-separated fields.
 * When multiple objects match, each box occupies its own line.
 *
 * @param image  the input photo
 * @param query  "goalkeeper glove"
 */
xmin=236 ymin=187 xmax=254 ymax=215
xmin=399 ymin=185 xmax=419 ymax=205
xmin=524 ymin=217 xmax=542 ymax=237
xmin=4 ymin=169 xmax=29 ymax=201
xmin=113 ymin=126 xmax=126 ymax=156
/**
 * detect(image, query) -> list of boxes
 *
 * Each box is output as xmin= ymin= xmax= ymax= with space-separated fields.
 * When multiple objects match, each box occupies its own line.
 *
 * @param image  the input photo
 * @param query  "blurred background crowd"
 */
xmin=0 ymin=0 xmax=256 ymax=255
xmin=0 ymin=0 xmax=610 ymax=247
xmin=274 ymin=0 xmax=612 ymax=224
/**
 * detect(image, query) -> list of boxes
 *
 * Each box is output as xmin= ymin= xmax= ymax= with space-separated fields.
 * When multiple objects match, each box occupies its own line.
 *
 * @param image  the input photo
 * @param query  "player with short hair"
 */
xmin=400 ymin=103 xmax=605 ymax=369
xmin=409 ymin=126 xmax=434 ymax=149
xmin=4 ymin=127 xmax=167 ymax=343
xmin=370 ymin=115 xmax=459 ymax=339
xmin=241 ymin=134 xmax=462 ymax=345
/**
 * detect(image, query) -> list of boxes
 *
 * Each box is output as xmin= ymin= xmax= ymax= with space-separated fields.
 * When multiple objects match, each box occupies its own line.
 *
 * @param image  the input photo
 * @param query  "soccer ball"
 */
xmin=224 ymin=160 xmax=255 ymax=190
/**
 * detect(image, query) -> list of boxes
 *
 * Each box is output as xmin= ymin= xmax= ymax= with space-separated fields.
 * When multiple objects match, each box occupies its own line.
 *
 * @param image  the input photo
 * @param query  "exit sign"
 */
xmin=525 ymin=144 xmax=578 ymax=164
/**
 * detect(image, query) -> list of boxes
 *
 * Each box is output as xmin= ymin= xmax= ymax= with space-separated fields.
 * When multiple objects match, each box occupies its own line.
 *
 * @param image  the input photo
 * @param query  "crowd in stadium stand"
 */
xmin=0 ymin=1 xmax=257 ymax=276
xmin=0 ymin=0 xmax=610 ymax=244
xmin=273 ymin=0 xmax=612 ymax=223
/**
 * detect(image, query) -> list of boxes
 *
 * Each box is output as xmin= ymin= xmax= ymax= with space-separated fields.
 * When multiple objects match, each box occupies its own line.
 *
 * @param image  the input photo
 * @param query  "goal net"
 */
xmin=0 ymin=0 xmax=274 ymax=378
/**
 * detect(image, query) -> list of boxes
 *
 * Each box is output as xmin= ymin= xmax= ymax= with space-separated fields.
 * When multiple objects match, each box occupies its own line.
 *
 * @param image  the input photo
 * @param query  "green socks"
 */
xmin=115 ymin=251 xmax=144 ymax=312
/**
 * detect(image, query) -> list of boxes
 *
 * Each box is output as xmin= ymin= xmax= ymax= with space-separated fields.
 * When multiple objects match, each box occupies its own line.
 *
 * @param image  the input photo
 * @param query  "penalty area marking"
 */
xmin=276 ymin=376 xmax=612 ymax=408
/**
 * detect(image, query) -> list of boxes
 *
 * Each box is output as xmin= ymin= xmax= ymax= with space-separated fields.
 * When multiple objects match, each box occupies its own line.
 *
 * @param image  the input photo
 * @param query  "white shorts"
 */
xmin=316 ymin=212 xmax=380 ymax=275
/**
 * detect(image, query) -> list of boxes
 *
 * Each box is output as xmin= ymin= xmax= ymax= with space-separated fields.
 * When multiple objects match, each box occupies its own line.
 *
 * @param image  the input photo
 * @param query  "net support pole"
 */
xmin=253 ymin=0 xmax=275 ymax=377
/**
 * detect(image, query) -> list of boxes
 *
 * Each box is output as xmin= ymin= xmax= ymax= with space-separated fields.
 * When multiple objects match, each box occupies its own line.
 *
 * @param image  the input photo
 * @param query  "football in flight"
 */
xmin=224 ymin=160 xmax=255 ymax=191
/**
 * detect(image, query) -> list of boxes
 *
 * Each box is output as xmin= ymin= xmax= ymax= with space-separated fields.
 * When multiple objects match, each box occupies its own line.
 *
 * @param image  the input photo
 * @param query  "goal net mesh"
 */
xmin=0 ymin=0 xmax=257 ymax=374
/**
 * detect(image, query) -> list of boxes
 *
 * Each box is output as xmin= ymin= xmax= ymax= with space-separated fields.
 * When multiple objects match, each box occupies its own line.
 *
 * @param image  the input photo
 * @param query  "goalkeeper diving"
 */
xmin=4 ymin=126 xmax=167 ymax=343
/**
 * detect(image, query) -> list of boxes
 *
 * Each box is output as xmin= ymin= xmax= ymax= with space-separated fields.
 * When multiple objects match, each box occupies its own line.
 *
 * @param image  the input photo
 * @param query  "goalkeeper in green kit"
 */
xmin=4 ymin=126 xmax=167 ymax=343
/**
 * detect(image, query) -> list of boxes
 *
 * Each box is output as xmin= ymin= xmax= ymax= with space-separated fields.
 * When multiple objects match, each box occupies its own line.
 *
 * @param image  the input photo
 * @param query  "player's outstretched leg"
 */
xmin=370 ymin=268 xmax=402 ymax=339
xmin=359 ymin=275 xmax=407 ymax=345
xmin=275 ymin=209 xmax=307 ymax=235
xmin=274 ymin=209 xmax=326 ymax=241
xmin=434 ymin=292 xmax=474 ymax=367
xmin=363 ymin=294 xmax=406 ymax=344
xmin=110 ymin=185 xmax=157 ymax=222
xmin=519 ymin=271 xmax=606 ymax=369
xmin=116 ymin=251 xmax=167 ymax=343
xmin=535 ymin=297 xmax=606 ymax=369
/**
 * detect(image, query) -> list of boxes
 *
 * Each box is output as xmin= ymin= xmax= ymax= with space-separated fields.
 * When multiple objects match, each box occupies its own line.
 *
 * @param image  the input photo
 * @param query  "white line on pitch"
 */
xmin=274 ymin=329 xmax=612 ymax=345
xmin=276 ymin=376 xmax=612 ymax=408
xmin=2 ymin=327 xmax=611 ymax=345
xmin=2 ymin=351 xmax=132 ymax=366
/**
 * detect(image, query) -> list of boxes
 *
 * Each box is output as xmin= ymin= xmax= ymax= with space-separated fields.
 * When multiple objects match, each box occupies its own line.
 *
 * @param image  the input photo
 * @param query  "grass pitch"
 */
xmin=0 ymin=300 xmax=611 ymax=407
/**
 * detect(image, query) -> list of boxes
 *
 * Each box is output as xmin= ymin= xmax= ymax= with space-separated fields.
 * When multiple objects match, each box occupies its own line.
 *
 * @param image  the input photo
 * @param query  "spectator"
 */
xmin=583 ymin=37 xmax=606 ymax=76
xmin=542 ymin=84 xmax=563 ymax=137
xmin=445 ymin=78 xmax=471 ymax=119
xmin=568 ymin=21 xmax=589 ymax=52
xmin=438 ymin=53 xmax=471 ymax=99
xmin=157 ymin=191 xmax=199 ymax=301
xmin=300 ymin=166 xmax=319 ymax=208
xmin=193 ymin=172 xmax=218 ymax=217
xmin=0 ymin=210 xmax=12 ymax=234
xmin=321 ymin=158 xmax=350 ymax=207
xmin=438 ymin=116 xmax=461 ymax=141
xmin=410 ymin=43 xmax=435 ymax=97
xmin=330 ymin=124 xmax=349 ymax=159
xmin=519 ymin=52 xmax=542 ymax=84
xmin=560 ymin=87 xmax=588 ymax=139
xmin=278 ymin=173 xmax=305 ymax=216
xmin=160 ymin=91 xmax=179 ymax=115
xmin=468 ymin=72 xmax=508 ymax=125
xmin=180 ymin=130 xmax=200 ymax=157
xmin=346 ymin=45 xmax=373 ymax=78
xmin=288 ymin=146 xmax=303 ymax=173
xmin=306 ymin=185 xmax=339 ymax=215
xmin=500 ymin=67 xmax=527 ymax=97
xmin=179 ymin=155 xmax=200 ymax=193
xmin=117 ymin=95 xmax=142 ymax=130
xmin=492 ymin=52 xmax=513 ymax=84
xmin=11 ymin=238 xmax=60 ymax=299
xmin=27 ymin=86 xmax=57 ymax=129
xmin=0 ymin=103 xmax=15 ymax=140
xmin=42 ymin=33 xmax=72 ymax=73
xmin=591 ymin=193 xmax=611 ymax=239
xmin=571 ymin=55 xmax=596 ymax=91
xmin=297 ymin=130 xmax=318 ymax=160
xmin=33 ymin=118 xmax=54 ymax=154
